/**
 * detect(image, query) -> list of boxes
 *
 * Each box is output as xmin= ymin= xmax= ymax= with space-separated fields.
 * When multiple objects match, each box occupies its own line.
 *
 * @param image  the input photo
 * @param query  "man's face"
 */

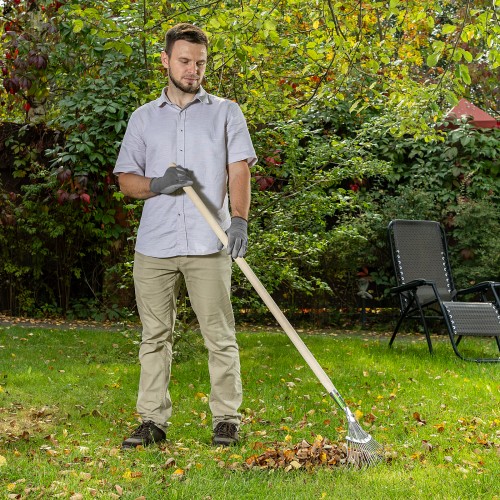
xmin=161 ymin=40 xmax=207 ymax=94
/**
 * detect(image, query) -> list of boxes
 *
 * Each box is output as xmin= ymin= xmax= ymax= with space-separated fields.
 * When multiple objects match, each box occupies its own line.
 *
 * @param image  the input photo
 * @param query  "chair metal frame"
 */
xmin=388 ymin=219 xmax=500 ymax=362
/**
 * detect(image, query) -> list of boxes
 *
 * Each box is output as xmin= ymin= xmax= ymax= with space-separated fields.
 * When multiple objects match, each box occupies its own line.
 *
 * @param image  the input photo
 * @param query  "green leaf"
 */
xmin=349 ymin=99 xmax=361 ymax=113
xmin=441 ymin=24 xmax=456 ymax=34
xmin=426 ymin=52 xmax=440 ymax=67
xmin=306 ymin=49 xmax=320 ymax=61
xmin=462 ymin=50 xmax=473 ymax=63
xmin=458 ymin=64 xmax=471 ymax=85
xmin=72 ymin=19 xmax=84 ymax=33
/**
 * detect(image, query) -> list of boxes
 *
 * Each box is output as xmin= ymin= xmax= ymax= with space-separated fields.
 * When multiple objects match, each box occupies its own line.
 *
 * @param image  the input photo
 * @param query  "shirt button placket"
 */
xmin=178 ymin=111 xmax=186 ymax=165
xmin=176 ymin=110 xmax=188 ymax=253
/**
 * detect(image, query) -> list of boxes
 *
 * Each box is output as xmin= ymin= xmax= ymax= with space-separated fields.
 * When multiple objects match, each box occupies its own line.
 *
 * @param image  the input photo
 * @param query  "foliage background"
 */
xmin=0 ymin=0 xmax=499 ymax=321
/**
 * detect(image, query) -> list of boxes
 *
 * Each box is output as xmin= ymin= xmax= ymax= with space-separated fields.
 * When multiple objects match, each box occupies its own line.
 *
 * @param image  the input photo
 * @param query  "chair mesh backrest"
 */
xmin=391 ymin=220 xmax=455 ymax=304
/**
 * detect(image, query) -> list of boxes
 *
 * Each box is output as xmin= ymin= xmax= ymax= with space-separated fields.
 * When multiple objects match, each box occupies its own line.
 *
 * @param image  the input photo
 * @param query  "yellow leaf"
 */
xmin=7 ymin=483 xmax=16 ymax=491
xmin=172 ymin=468 xmax=184 ymax=476
xmin=313 ymin=20 xmax=320 ymax=29
xmin=285 ymin=434 xmax=292 ymax=442
xmin=314 ymin=434 xmax=323 ymax=443
xmin=194 ymin=392 xmax=206 ymax=399
xmin=355 ymin=410 xmax=364 ymax=420
xmin=122 ymin=469 xmax=143 ymax=480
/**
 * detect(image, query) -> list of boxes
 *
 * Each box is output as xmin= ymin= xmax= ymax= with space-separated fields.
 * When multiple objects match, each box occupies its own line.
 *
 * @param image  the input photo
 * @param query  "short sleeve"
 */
xmin=226 ymin=102 xmax=257 ymax=168
xmin=113 ymin=110 xmax=147 ymax=176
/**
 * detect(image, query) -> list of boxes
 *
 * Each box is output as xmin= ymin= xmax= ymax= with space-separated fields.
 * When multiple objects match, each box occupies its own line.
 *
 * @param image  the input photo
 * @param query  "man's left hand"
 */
xmin=218 ymin=217 xmax=248 ymax=258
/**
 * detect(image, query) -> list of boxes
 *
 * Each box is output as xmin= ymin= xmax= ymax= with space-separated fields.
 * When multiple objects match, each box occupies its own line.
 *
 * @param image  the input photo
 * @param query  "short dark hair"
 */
xmin=164 ymin=23 xmax=208 ymax=56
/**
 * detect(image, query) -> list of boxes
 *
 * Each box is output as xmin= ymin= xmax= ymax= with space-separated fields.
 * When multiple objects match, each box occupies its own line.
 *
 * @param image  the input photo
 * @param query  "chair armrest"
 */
xmin=456 ymin=281 xmax=500 ymax=296
xmin=390 ymin=279 xmax=434 ymax=294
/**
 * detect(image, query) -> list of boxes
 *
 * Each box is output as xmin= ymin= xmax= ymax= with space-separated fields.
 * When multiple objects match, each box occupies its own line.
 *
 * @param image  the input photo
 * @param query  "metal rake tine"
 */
xmin=344 ymin=407 xmax=384 ymax=467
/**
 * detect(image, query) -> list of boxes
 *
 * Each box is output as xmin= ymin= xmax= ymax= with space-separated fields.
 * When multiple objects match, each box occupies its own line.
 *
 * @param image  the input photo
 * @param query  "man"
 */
xmin=114 ymin=23 xmax=257 ymax=449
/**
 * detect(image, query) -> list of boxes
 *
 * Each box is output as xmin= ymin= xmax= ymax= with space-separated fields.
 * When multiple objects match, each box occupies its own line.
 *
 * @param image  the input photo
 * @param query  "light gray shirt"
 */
xmin=114 ymin=87 xmax=257 ymax=258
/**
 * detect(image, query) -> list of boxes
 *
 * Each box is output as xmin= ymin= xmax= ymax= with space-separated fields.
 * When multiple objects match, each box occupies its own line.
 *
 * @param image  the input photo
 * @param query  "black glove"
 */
xmin=150 ymin=166 xmax=193 ymax=194
xmin=218 ymin=217 xmax=248 ymax=258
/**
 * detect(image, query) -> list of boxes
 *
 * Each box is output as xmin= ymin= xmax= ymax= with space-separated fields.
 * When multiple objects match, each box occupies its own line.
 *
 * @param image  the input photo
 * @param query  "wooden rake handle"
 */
xmin=182 ymin=183 xmax=336 ymax=395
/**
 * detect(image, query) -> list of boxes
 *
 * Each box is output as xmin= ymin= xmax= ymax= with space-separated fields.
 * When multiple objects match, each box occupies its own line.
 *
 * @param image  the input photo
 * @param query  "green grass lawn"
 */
xmin=0 ymin=323 xmax=499 ymax=499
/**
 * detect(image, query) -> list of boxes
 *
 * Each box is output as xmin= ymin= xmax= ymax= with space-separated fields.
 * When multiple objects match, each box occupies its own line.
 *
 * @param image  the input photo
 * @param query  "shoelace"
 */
xmin=130 ymin=421 xmax=156 ymax=438
xmin=215 ymin=422 xmax=236 ymax=437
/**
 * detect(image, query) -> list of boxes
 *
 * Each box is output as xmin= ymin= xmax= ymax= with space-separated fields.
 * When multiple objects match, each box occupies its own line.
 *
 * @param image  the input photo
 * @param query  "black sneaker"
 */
xmin=212 ymin=422 xmax=239 ymax=446
xmin=121 ymin=420 xmax=166 ymax=449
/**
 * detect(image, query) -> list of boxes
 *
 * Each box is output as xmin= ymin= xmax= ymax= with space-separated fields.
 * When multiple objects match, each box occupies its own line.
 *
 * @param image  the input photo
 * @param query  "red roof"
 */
xmin=445 ymin=98 xmax=498 ymax=128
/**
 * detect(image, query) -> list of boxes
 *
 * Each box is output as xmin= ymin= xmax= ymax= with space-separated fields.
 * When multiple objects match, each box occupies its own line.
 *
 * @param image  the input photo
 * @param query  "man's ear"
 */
xmin=160 ymin=51 xmax=169 ymax=69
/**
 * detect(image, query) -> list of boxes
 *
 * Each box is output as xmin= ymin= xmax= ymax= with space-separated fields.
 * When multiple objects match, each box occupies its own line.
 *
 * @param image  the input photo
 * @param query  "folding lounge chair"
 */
xmin=388 ymin=219 xmax=500 ymax=362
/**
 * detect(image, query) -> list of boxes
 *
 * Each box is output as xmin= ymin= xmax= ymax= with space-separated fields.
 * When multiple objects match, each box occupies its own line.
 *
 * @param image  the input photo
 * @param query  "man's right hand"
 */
xmin=150 ymin=166 xmax=193 ymax=194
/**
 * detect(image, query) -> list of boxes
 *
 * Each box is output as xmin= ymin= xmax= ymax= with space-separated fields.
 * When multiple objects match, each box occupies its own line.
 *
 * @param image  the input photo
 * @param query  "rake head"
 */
xmin=344 ymin=408 xmax=384 ymax=467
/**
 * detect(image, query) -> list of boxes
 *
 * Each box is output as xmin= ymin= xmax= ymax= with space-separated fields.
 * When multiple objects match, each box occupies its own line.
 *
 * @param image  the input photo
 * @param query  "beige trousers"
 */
xmin=133 ymin=251 xmax=242 ymax=431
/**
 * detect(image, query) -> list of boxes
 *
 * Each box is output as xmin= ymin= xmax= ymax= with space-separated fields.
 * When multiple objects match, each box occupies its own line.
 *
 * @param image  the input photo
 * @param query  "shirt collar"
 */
xmin=157 ymin=86 xmax=210 ymax=108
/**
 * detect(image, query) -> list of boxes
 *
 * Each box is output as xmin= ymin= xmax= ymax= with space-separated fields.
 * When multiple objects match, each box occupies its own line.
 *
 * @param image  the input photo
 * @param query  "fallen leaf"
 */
xmin=161 ymin=457 xmax=176 ymax=469
xmin=413 ymin=412 xmax=427 ymax=425
xmin=434 ymin=423 xmax=446 ymax=433
xmin=171 ymin=468 xmax=185 ymax=480
xmin=421 ymin=440 xmax=433 ymax=452
xmin=0 ymin=455 xmax=6 ymax=467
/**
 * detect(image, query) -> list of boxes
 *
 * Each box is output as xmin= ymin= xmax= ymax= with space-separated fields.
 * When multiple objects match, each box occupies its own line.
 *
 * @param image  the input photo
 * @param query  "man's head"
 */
xmin=161 ymin=23 xmax=208 ymax=96
xmin=164 ymin=23 xmax=208 ymax=57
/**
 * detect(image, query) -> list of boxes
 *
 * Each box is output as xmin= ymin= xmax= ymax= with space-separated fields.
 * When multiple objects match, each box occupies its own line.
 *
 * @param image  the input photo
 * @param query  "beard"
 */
xmin=169 ymin=70 xmax=201 ymax=94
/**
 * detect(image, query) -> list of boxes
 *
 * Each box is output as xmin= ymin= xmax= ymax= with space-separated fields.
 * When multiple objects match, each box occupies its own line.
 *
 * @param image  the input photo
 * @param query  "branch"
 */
xmin=326 ymin=0 xmax=347 ymax=40
xmin=296 ymin=54 xmax=337 ymax=109
xmin=433 ymin=0 xmax=472 ymax=94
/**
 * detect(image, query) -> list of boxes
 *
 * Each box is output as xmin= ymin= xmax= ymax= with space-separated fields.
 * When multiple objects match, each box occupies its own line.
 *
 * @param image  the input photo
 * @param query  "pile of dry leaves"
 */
xmin=244 ymin=436 xmax=348 ymax=471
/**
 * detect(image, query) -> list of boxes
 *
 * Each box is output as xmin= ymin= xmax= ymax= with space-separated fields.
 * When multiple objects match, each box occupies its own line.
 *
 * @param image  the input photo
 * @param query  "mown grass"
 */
xmin=0 ymin=323 xmax=499 ymax=499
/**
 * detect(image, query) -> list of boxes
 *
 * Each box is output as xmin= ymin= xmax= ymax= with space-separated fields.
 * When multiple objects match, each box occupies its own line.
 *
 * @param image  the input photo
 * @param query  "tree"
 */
xmin=0 ymin=0 xmax=498 ymax=318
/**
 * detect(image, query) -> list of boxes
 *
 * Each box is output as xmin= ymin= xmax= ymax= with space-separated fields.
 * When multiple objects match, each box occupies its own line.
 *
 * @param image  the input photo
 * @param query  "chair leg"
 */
xmin=495 ymin=335 xmax=500 ymax=352
xmin=389 ymin=319 xmax=403 ymax=347
xmin=417 ymin=307 xmax=433 ymax=354
xmin=456 ymin=335 xmax=462 ymax=346
xmin=389 ymin=297 xmax=415 ymax=348
xmin=447 ymin=332 xmax=467 ymax=360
